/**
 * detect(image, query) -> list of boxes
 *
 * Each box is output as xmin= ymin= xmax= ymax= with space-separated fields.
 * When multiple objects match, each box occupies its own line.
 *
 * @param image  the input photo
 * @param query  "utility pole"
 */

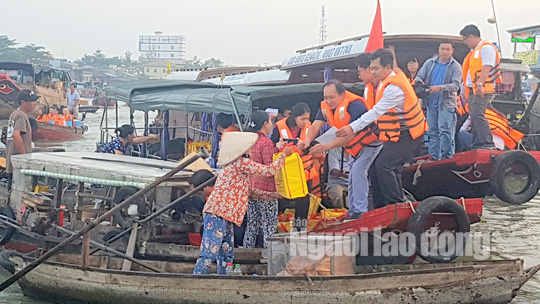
xmin=319 ymin=5 xmax=327 ymax=45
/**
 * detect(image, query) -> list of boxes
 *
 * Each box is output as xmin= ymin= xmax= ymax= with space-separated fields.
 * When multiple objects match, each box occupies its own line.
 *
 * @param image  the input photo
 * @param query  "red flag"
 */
xmin=365 ymin=0 xmax=384 ymax=53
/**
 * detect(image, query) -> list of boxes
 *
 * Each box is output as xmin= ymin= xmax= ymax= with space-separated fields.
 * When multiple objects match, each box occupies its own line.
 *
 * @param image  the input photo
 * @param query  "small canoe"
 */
xmin=9 ymin=253 xmax=539 ymax=304
xmin=32 ymin=122 xmax=87 ymax=142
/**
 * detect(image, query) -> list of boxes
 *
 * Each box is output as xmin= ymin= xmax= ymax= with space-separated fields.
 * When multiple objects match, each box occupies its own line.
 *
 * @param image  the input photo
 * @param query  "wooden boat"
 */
xmin=401 ymin=150 xmax=540 ymax=206
xmin=32 ymin=122 xmax=87 ymax=142
xmin=92 ymin=96 xmax=115 ymax=107
xmin=7 ymin=252 xmax=539 ymax=304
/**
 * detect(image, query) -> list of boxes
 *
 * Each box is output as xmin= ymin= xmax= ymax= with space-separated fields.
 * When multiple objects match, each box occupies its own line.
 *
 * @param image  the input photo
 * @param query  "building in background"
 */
xmin=142 ymin=61 xmax=183 ymax=79
xmin=139 ymin=31 xmax=186 ymax=62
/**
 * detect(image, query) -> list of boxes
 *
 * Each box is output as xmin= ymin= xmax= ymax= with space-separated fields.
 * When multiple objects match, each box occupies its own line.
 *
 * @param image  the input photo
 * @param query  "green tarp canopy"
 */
xmin=122 ymin=82 xmax=366 ymax=116
xmin=105 ymin=80 xmax=224 ymax=103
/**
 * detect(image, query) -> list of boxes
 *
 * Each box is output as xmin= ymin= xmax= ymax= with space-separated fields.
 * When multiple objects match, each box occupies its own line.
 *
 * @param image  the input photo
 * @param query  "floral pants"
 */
xmin=243 ymin=198 xmax=278 ymax=248
xmin=193 ymin=213 xmax=234 ymax=274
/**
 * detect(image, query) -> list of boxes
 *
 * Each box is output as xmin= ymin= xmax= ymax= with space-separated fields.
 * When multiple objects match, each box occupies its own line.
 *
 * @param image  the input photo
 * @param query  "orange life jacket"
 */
xmin=363 ymin=83 xmax=376 ymax=110
xmin=456 ymin=95 xmax=466 ymax=116
xmin=223 ymin=125 xmax=241 ymax=133
xmin=275 ymin=118 xmax=321 ymax=196
xmin=64 ymin=113 xmax=74 ymax=126
xmin=51 ymin=114 xmax=65 ymax=126
xmin=375 ymin=72 xmax=428 ymax=142
xmin=320 ymin=90 xmax=378 ymax=158
xmin=462 ymin=40 xmax=502 ymax=99
xmin=484 ymin=108 xmax=524 ymax=150
xmin=36 ymin=114 xmax=49 ymax=122
xmin=275 ymin=118 xmax=310 ymax=141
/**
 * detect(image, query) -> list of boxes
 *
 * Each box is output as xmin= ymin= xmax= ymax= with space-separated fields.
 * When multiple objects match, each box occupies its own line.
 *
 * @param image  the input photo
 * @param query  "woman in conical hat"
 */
xmin=193 ymin=131 xmax=292 ymax=275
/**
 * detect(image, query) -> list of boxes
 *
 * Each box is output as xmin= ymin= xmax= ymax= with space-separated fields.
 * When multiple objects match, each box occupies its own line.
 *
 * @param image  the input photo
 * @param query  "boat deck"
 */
xmin=11 ymin=152 xmax=192 ymax=186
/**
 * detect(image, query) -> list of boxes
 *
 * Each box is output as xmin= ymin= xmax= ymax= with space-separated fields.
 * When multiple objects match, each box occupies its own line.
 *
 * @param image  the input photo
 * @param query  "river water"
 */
xmin=1 ymin=104 xmax=540 ymax=303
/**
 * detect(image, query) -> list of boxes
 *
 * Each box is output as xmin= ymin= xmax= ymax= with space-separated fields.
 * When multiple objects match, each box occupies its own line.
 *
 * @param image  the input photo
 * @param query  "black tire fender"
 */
xmin=489 ymin=150 xmax=540 ymax=205
xmin=407 ymin=196 xmax=470 ymax=263
xmin=0 ymin=205 xmax=15 ymax=245
xmin=112 ymin=187 xmax=144 ymax=229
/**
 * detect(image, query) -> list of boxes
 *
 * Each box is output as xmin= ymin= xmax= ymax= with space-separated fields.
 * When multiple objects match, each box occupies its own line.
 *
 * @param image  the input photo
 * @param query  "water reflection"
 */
xmin=474 ymin=196 xmax=540 ymax=303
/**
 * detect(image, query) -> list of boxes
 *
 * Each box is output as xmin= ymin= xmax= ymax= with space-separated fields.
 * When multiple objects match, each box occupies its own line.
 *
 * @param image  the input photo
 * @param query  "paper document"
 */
xmin=314 ymin=127 xmax=338 ymax=145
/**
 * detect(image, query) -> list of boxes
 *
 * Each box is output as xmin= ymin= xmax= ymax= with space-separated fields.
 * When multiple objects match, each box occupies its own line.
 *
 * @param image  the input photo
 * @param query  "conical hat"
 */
xmin=218 ymin=132 xmax=258 ymax=166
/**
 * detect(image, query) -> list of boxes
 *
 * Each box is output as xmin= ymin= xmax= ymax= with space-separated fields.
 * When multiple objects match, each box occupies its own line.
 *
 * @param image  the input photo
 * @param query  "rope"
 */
xmin=412 ymin=159 xmax=428 ymax=186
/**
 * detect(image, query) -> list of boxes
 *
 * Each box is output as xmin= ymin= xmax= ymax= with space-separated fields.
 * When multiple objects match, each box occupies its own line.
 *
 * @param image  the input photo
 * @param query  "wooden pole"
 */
xmin=121 ymin=222 xmax=139 ymax=271
xmin=0 ymin=215 xmax=163 ymax=273
xmin=0 ymin=149 xmax=208 ymax=292
xmin=92 ymin=175 xmax=217 ymax=252
xmin=81 ymin=229 xmax=90 ymax=269
xmin=52 ymin=224 xmax=161 ymax=273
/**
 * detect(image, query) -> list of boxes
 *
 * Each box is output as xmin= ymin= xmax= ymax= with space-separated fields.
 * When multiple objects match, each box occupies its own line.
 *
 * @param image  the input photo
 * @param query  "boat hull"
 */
xmin=15 ymin=257 xmax=537 ymax=304
xmin=33 ymin=122 xmax=86 ymax=142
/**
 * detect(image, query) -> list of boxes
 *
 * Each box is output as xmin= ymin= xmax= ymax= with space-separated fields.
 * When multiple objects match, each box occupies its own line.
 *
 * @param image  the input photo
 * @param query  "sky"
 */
xmin=3 ymin=0 xmax=539 ymax=66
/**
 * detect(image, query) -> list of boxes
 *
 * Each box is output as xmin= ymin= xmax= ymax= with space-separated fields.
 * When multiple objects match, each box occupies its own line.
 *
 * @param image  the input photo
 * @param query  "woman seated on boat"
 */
xmin=36 ymin=108 xmax=49 ymax=122
xmin=100 ymin=124 xmax=160 ymax=155
xmin=62 ymin=107 xmax=75 ymax=127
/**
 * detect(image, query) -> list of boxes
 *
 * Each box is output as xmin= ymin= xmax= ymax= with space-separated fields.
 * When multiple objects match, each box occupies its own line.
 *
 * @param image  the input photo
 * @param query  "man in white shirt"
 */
xmin=336 ymin=49 xmax=426 ymax=208
xmin=67 ymin=84 xmax=81 ymax=119
xmin=460 ymin=24 xmax=500 ymax=149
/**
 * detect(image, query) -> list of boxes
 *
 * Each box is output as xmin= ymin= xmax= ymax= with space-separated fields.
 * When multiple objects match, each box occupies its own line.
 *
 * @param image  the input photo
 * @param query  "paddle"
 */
xmin=0 ymin=147 xmax=209 ymax=292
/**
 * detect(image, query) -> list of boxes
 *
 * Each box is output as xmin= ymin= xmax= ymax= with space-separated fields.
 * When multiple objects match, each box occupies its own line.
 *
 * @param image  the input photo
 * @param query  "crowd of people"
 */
xmin=189 ymin=24 xmax=529 ymax=274
xmin=9 ymin=23 xmax=518 ymax=274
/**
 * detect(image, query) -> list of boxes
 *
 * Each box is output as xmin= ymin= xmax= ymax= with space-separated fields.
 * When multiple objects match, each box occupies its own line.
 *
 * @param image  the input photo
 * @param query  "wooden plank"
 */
xmin=122 ymin=222 xmax=139 ymax=271
xmin=138 ymin=242 xmax=263 ymax=262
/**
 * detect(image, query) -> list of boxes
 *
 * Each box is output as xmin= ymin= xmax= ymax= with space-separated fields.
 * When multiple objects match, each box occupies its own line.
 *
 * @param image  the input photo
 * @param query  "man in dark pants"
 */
xmin=460 ymin=24 xmax=501 ymax=149
xmin=336 ymin=49 xmax=427 ymax=208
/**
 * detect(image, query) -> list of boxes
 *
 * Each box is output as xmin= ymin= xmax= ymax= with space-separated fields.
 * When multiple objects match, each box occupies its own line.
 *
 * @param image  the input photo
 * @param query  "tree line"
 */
xmin=0 ymin=35 xmax=226 ymax=70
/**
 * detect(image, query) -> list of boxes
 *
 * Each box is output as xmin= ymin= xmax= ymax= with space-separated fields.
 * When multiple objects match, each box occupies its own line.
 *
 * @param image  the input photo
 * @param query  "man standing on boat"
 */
xmin=415 ymin=40 xmax=462 ymax=160
xmin=336 ymin=49 xmax=427 ymax=208
xmin=6 ymin=90 xmax=38 ymax=190
xmin=67 ymin=84 xmax=81 ymax=119
xmin=299 ymin=78 xmax=380 ymax=220
xmin=460 ymin=24 xmax=502 ymax=149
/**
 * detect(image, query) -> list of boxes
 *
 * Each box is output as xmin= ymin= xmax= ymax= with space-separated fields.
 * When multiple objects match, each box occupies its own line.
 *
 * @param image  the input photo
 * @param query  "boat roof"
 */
xmin=201 ymin=69 xmax=291 ymax=86
xmin=11 ymin=152 xmax=192 ymax=185
xmin=128 ymin=82 xmax=364 ymax=116
xmin=281 ymin=34 xmax=470 ymax=70
xmin=105 ymin=80 xmax=225 ymax=103
xmin=507 ymin=24 xmax=540 ymax=35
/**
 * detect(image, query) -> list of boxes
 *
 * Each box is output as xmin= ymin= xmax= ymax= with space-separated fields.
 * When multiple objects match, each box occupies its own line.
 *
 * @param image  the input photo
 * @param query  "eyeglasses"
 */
xmin=462 ymin=35 xmax=470 ymax=42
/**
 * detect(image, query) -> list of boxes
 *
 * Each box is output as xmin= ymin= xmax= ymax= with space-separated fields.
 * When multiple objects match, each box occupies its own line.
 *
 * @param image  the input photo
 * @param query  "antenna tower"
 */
xmin=319 ymin=5 xmax=327 ymax=45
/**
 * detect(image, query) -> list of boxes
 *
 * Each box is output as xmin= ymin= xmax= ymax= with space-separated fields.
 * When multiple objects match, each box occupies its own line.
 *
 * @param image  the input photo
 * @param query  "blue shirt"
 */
xmin=101 ymin=138 xmax=126 ymax=154
xmin=428 ymin=59 xmax=449 ymax=108
xmin=315 ymin=100 xmax=367 ymax=123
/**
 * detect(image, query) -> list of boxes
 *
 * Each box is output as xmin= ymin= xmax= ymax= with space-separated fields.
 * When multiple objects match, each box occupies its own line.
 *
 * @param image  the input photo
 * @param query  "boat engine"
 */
xmin=18 ymin=192 xmax=58 ymax=235
xmin=20 ymin=206 xmax=57 ymax=235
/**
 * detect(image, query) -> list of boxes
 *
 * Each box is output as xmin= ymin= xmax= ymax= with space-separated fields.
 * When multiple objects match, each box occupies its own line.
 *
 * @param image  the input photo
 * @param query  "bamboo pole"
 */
xmin=0 ymin=148 xmax=208 ymax=292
